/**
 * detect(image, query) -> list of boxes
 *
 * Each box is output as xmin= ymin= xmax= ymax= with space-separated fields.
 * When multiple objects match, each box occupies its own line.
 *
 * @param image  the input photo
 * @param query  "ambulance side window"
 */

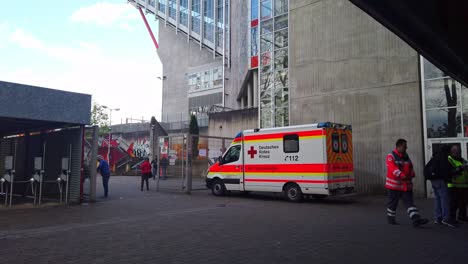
xmin=283 ymin=134 xmax=299 ymax=153
xmin=222 ymin=145 xmax=241 ymax=164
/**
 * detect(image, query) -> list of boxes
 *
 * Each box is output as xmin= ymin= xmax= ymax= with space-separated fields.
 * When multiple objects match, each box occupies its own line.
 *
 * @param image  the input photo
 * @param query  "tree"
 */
xmin=189 ymin=114 xmax=199 ymax=158
xmin=91 ymin=102 xmax=110 ymax=134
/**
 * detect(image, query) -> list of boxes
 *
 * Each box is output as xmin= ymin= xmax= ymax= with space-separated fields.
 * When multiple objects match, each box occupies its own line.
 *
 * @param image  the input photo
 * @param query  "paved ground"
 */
xmin=1 ymin=176 xmax=468 ymax=264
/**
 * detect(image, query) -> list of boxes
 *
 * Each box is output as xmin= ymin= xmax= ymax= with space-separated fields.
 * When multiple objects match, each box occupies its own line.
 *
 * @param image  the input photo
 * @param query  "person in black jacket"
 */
xmin=430 ymin=145 xmax=454 ymax=226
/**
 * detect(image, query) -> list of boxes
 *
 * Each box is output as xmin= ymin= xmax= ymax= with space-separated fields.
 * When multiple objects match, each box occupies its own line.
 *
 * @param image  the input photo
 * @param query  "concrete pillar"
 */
xmin=253 ymin=70 xmax=258 ymax=107
xmin=247 ymin=82 xmax=252 ymax=108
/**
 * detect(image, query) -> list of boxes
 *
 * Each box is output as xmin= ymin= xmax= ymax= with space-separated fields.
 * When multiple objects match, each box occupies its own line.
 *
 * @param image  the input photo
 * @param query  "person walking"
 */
xmin=160 ymin=156 xmax=168 ymax=180
xmin=427 ymin=145 xmax=453 ymax=226
xmin=385 ymin=139 xmax=429 ymax=227
xmin=140 ymin=158 xmax=152 ymax=191
xmin=97 ymin=155 xmax=111 ymax=198
xmin=151 ymin=156 xmax=158 ymax=180
xmin=447 ymin=145 xmax=468 ymax=224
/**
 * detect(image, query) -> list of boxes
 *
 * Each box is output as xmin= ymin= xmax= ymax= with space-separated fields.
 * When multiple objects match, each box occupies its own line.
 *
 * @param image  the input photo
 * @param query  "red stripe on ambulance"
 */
xmin=245 ymin=179 xmax=355 ymax=183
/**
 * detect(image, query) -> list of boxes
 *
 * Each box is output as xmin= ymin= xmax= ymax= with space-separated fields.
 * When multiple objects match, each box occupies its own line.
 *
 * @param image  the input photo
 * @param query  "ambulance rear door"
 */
xmin=326 ymin=126 xmax=355 ymax=194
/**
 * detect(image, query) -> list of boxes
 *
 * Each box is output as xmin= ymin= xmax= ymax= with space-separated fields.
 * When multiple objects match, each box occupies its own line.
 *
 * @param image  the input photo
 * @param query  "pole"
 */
xmin=89 ymin=126 xmax=98 ymax=202
xmin=108 ymin=109 xmax=112 ymax=163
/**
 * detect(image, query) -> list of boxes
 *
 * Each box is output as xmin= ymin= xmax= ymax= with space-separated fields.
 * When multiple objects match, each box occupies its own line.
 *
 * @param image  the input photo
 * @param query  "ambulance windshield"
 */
xmin=221 ymin=145 xmax=241 ymax=164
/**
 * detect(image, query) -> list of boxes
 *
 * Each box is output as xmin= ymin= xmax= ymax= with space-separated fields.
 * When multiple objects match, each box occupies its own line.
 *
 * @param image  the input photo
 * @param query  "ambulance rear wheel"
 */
xmin=284 ymin=183 xmax=303 ymax=202
xmin=212 ymin=179 xmax=226 ymax=196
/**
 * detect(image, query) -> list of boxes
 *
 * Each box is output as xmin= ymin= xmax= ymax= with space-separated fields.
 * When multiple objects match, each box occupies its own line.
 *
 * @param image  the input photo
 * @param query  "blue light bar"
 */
xmin=317 ymin=122 xmax=330 ymax=128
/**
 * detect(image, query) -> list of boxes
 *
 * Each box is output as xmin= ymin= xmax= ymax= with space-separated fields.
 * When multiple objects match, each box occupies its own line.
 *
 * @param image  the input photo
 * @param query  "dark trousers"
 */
xmin=102 ymin=175 xmax=110 ymax=197
xmin=449 ymin=188 xmax=467 ymax=220
xmin=387 ymin=189 xmax=421 ymax=220
xmin=141 ymin=173 xmax=150 ymax=191
xmin=161 ymin=167 xmax=167 ymax=179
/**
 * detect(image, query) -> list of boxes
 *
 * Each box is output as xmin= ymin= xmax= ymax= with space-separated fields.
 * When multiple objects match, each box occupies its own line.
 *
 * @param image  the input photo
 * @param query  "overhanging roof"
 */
xmin=0 ymin=81 xmax=91 ymax=135
xmin=349 ymin=0 xmax=468 ymax=87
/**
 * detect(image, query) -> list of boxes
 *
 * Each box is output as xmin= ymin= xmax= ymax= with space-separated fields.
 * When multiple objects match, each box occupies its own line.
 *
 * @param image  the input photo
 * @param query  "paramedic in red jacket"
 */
xmin=386 ymin=139 xmax=428 ymax=227
xmin=140 ymin=158 xmax=152 ymax=191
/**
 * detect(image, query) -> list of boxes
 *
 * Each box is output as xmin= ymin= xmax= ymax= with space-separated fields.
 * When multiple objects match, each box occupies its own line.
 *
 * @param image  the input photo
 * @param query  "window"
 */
xmin=180 ymin=0 xmax=189 ymax=26
xmin=274 ymin=0 xmax=288 ymax=16
xmin=192 ymin=0 xmax=201 ymax=33
xmin=222 ymin=145 xmax=241 ymax=164
xmin=283 ymin=134 xmax=299 ymax=153
xmin=261 ymin=0 xmax=272 ymax=20
xmin=158 ymin=0 xmax=166 ymax=13
xmin=332 ymin=133 xmax=340 ymax=153
xmin=251 ymin=0 xmax=259 ymax=20
xmin=169 ymin=0 xmax=177 ymax=19
xmin=341 ymin=134 xmax=349 ymax=153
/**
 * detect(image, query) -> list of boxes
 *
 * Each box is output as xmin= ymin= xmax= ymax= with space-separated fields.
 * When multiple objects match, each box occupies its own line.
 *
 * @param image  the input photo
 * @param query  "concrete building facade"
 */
xmin=129 ymin=0 xmax=466 ymax=196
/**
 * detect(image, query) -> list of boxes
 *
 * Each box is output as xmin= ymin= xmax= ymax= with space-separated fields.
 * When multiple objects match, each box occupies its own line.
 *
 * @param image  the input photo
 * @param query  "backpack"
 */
xmin=424 ymin=158 xmax=436 ymax=180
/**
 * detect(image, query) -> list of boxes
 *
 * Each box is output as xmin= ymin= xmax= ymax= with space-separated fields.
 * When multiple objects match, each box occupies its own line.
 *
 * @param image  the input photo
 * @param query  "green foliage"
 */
xmin=189 ymin=115 xmax=199 ymax=157
xmin=91 ymin=102 xmax=110 ymax=134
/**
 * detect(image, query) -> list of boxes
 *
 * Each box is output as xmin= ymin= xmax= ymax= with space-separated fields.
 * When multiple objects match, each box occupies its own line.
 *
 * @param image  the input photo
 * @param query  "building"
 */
xmin=0 ymin=81 xmax=91 ymax=205
xmin=128 ymin=0 xmax=466 ymax=196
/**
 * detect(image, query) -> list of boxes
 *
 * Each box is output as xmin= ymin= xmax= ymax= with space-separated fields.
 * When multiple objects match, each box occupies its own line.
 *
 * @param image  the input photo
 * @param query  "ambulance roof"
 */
xmin=243 ymin=122 xmax=351 ymax=134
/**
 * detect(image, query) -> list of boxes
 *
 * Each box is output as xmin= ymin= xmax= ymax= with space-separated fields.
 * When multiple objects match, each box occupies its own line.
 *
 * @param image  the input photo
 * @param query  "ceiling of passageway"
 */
xmin=0 ymin=117 xmax=69 ymax=136
xmin=349 ymin=0 xmax=468 ymax=87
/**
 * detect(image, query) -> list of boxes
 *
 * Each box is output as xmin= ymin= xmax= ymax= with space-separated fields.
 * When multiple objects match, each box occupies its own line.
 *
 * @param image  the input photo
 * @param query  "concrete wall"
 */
xmin=208 ymin=108 xmax=258 ymax=138
xmin=158 ymin=24 xmax=222 ymax=122
xmin=289 ymin=0 xmax=424 ymax=195
xmin=224 ymin=1 xmax=250 ymax=109
xmin=158 ymin=1 xmax=249 ymax=122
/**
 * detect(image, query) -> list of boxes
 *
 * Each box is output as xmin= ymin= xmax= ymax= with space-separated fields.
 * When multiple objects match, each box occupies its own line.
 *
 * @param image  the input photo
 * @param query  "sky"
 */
xmin=0 ymin=0 xmax=163 ymax=124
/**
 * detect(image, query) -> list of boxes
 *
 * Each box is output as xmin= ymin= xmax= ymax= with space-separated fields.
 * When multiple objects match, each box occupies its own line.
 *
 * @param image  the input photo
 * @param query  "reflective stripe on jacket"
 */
xmin=385 ymin=149 xmax=414 ymax=191
xmin=447 ymin=156 xmax=468 ymax=188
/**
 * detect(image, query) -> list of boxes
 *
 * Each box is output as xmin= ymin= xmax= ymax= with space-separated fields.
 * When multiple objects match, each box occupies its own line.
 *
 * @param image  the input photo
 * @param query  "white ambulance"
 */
xmin=206 ymin=122 xmax=355 ymax=202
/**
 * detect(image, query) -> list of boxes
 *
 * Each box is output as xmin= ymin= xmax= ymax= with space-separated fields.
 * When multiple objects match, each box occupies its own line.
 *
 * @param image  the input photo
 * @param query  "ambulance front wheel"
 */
xmin=211 ymin=179 xmax=226 ymax=196
xmin=284 ymin=183 xmax=303 ymax=202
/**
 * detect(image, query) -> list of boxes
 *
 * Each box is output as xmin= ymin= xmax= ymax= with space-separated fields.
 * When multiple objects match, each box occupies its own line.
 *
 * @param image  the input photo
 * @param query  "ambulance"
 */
xmin=206 ymin=122 xmax=355 ymax=202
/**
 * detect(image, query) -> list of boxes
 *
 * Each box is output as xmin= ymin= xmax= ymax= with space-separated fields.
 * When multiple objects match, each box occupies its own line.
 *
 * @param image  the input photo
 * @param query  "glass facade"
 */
xmin=187 ymin=66 xmax=224 ymax=114
xmin=249 ymin=0 xmax=259 ymax=68
xmin=158 ymin=0 xmax=166 ymax=13
xmin=257 ymin=0 xmax=289 ymax=128
xmin=180 ymin=0 xmax=189 ymax=26
xmin=139 ymin=0 xmax=228 ymax=53
xmin=187 ymin=66 xmax=223 ymax=92
xmin=169 ymin=0 xmax=177 ymax=19
xmin=203 ymin=0 xmax=214 ymax=42
xmin=191 ymin=0 xmax=201 ymax=33
xmin=423 ymin=58 xmax=468 ymax=138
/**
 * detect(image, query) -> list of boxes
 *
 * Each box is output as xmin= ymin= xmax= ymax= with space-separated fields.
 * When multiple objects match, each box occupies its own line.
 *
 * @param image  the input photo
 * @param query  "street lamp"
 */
xmin=102 ymin=106 xmax=120 ymax=162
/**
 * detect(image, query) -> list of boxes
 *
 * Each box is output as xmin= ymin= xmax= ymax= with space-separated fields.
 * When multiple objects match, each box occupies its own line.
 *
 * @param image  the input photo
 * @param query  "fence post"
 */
xmin=89 ymin=126 xmax=99 ymax=202
xmin=185 ymin=134 xmax=192 ymax=194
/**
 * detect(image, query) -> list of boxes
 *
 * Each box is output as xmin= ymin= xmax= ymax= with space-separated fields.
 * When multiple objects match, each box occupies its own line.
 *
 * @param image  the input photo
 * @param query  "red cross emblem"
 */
xmin=248 ymin=146 xmax=258 ymax=159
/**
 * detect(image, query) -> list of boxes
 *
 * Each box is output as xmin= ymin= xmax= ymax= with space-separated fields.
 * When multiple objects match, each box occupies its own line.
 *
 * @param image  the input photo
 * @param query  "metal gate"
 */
xmin=155 ymin=134 xmax=232 ymax=193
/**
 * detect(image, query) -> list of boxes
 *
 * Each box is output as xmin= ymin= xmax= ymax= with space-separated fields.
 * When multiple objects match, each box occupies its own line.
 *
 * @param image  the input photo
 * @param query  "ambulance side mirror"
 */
xmin=218 ymin=156 xmax=223 ymax=165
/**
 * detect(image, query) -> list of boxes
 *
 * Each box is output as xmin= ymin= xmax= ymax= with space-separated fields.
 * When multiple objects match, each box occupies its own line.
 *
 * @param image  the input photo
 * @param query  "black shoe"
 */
xmin=458 ymin=216 xmax=468 ymax=222
xmin=413 ymin=218 xmax=429 ymax=227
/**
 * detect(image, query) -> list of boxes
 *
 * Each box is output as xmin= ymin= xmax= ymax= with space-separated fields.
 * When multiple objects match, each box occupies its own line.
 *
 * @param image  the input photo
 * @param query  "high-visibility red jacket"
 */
xmin=140 ymin=161 xmax=152 ymax=174
xmin=385 ymin=149 xmax=415 ymax=191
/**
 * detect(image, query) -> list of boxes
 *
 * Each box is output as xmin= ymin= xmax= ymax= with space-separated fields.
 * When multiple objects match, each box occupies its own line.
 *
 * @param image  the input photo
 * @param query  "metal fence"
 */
xmin=155 ymin=134 xmax=232 ymax=193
